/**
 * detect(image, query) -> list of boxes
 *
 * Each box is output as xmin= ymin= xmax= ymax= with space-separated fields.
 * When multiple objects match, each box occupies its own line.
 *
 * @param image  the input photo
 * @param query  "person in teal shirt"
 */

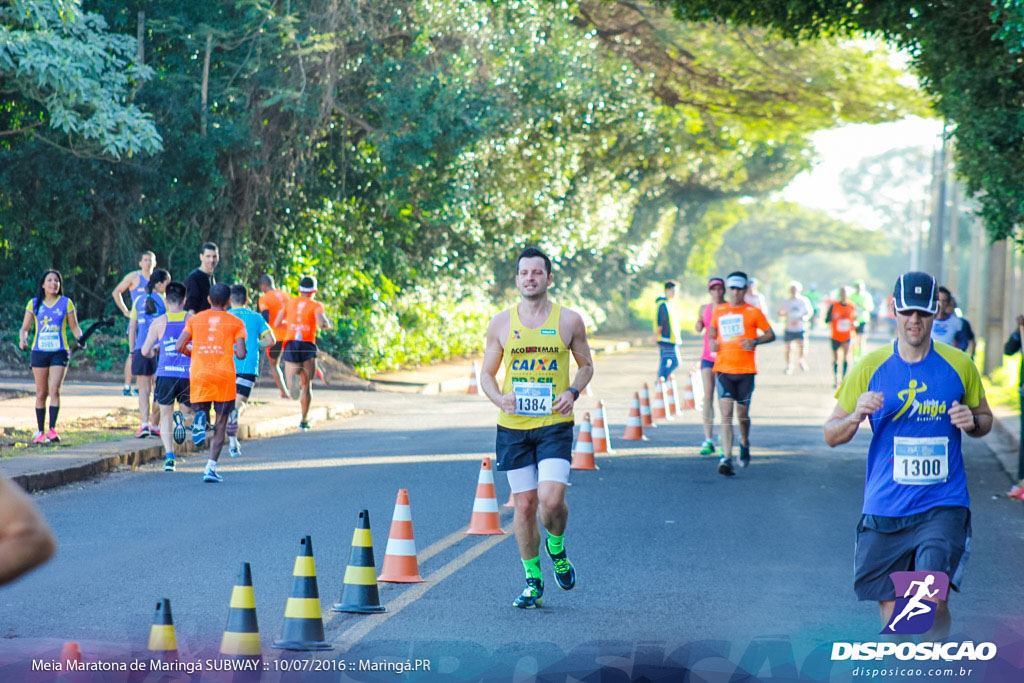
xmin=227 ymin=284 xmax=276 ymax=458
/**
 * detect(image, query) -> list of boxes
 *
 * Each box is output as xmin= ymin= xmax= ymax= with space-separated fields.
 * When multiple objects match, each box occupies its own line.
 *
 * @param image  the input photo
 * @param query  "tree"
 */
xmin=0 ymin=0 xmax=161 ymax=158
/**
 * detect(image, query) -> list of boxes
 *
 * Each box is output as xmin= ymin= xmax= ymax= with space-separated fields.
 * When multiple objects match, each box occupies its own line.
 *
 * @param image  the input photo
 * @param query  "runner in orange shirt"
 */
xmin=825 ymin=286 xmax=857 ymax=389
xmin=176 ymin=283 xmax=246 ymax=483
xmin=275 ymin=276 xmax=332 ymax=430
xmin=257 ymin=274 xmax=290 ymax=398
xmin=709 ymin=271 xmax=775 ymax=476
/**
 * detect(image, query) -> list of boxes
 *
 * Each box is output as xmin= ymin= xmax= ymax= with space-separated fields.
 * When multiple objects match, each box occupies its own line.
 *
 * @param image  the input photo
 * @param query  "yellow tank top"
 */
xmin=498 ymin=303 xmax=572 ymax=429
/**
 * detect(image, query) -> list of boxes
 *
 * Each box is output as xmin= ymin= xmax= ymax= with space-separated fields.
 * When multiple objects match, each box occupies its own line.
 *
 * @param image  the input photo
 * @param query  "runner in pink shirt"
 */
xmin=695 ymin=277 xmax=725 ymax=455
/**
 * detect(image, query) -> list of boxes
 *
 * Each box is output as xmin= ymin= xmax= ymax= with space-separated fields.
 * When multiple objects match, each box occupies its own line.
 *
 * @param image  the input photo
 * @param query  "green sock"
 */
xmin=546 ymin=533 xmax=565 ymax=556
xmin=522 ymin=556 xmax=542 ymax=580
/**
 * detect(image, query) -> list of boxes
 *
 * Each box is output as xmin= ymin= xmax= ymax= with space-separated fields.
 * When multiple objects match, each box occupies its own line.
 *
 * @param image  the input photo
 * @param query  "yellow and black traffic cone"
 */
xmin=332 ymin=510 xmax=386 ymax=614
xmin=220 ymin=562 xmax=262 ymax=665
xmin=272 ymin=536 xmax=333 ymax=650
xmin=147 ymin=598 xmax=178 ymax=662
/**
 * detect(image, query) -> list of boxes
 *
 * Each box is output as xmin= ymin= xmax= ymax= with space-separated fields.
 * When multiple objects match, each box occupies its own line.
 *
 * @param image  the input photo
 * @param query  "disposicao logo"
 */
xmin=831 ymin=570 xmax=997 ymax=662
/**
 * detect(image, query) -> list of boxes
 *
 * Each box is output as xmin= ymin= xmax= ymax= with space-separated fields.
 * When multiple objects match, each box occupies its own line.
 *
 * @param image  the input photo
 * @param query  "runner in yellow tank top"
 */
xmin=480 ymin=247 xmax=594 ymax=609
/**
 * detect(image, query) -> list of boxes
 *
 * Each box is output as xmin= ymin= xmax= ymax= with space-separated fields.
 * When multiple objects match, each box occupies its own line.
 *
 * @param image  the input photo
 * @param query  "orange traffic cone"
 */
xmin=61 ymin=641 xmax=82 ymax=667
xmin=592 ymin=408 xmax=609 ymax=454
xmin=378 ymin=489 xmax=424 ymax=583
xmin=621 ymin=392 xmax=647 ymax=440
xmin=571 ymin=413 xmax=598 ymax=470
xmin=467 ymin=361 xmax=480 ymax=395
xmin=467 ymin=459 xmax=504 ymax=535
xmin=639 ymin=383 xmax=655 ymax=428
xmin=599 ymin=400 xmax=615 ymax=453
xmin=664 ymin=376 xmax=677 ymax=419
xmin=652 ymin=378 xmax=667 ymax=420
xmin=681 ymin=373 xmax=696 ymax=411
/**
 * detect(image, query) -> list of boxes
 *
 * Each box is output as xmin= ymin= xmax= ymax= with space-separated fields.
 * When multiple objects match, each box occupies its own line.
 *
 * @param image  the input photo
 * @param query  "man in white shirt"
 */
xmin=776 ymin=281 xmax=813 ymax=374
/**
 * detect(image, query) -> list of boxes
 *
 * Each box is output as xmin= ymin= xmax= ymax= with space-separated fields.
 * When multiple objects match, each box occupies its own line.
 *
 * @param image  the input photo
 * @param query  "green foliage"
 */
xmin=662 ymin=0 xmax=1024 ymax=245
xmin=0 ymin=0 xmax=162 ymax=157
xmin=0 ymin=0 xmax=923 ymax=376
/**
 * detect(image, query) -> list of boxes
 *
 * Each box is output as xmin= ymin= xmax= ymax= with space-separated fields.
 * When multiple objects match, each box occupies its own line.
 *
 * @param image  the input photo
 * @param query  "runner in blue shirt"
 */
xmin=824 ymin=271 xmax=993 ymax=640
xmin=227 ymin=284 xmax=275 ymax=458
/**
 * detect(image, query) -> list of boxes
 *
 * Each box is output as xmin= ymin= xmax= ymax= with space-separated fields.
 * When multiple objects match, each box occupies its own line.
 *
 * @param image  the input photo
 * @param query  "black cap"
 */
xmin=893 ymin=272 xmax=939 ymax=315
xmin=298 ymin=276 xmax=317 ymax=292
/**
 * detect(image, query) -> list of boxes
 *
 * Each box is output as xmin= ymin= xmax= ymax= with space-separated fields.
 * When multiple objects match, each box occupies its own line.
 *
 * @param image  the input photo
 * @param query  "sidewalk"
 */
xmin=0 ymin=381 xmax=355 ymax=491
xmin=988 ymin=402 xmax=1023 ymax=484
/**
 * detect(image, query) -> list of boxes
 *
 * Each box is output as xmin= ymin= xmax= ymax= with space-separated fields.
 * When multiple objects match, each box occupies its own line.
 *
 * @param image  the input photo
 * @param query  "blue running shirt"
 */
xmin=836 ymin=340 xmax=983 ymax=517
xmin=229 ymin=306 xmax=272 ymax=376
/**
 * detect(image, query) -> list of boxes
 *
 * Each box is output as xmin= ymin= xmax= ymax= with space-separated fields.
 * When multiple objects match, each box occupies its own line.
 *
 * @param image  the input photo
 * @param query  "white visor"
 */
xmin=725 ymin=275 xmax=748 ymax=289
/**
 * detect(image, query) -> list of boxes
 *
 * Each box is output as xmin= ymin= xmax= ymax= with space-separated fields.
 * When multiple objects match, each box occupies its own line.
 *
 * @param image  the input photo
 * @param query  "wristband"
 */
xmin=567 ymin=387 xmax=580 ymax=400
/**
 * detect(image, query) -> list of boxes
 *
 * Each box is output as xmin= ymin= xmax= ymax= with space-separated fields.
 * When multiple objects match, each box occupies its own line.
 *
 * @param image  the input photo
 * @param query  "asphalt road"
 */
xmin=2 ymin=332 xmax=1023 ymax=681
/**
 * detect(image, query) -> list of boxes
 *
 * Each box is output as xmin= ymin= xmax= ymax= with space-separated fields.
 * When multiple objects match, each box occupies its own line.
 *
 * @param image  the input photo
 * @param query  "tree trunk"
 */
xmin=201 ymin=34 xmax=212 ymax=138
xmin=983 ymin=239 xmax=1007 ymax=376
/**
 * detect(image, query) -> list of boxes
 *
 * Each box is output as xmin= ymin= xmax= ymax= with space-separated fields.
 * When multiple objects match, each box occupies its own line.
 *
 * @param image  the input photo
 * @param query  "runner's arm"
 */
xmin=949 ymin=397 xmax=993 ymax=438
xmin=259 ymin=328 xmax=276 ymax=349
xmin=175 ymin=329 xmax=192 ymax=356
xmin=67 ymin=309 xmax=84 ymax=347
xmin=273 ymin=309 xmax=285 ymax=330
xmin=141 ymin=317 xmax=166 ymax=358
xmin=234 ymin=334 xmax=247 ymax=360
xmin=554 ymin=310 xmax=594 ymax=415
xmin=127 ymin=315 xmax=138 ymax=351
xmin=695 ymin=304 xmax=706 ymax=333
xmin=0 ymin=476 xmax=56 ymax=585
xmin=479 ymin=313 xmax=514 ymax=414
xmin=18 ymin=308 xmax=33 ymax=350
xmin=824 ymin=391 xmax=884 ymax=447
xmin=709 ymin=322 xmax=719 ymax=353
xmin=315 ymin=311 xmax=332 ymax=330
xmin=111 ymin=272 xmax=136 ymax=318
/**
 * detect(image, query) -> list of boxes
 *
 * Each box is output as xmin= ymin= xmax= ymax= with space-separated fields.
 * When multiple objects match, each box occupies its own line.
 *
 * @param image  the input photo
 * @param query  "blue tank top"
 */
xmin=132 ymin=293 xmax=167 ymax=351
xmin=156 ymin=311 xmax=191 ymax=379
xmin=25 ymin=297 xmax=75 ymax=353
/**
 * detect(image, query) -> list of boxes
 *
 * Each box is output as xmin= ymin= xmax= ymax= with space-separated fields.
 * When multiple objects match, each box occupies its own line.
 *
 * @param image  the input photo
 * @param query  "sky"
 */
xmin=780 ymin=115 xmax=945 ymax=230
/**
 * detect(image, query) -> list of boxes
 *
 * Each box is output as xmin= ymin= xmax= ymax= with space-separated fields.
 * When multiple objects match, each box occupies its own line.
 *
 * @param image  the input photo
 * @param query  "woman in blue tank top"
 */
xmin=129 ymin=269 xmax=170 ymax=438
xmin=18 ymin=270 xmax=84 ymax=445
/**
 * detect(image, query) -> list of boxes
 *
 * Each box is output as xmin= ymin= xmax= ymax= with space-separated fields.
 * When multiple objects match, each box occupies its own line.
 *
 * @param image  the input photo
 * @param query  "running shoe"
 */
xmin=122 ymin=387 xmax=132 ymax=397
xmin=1008 ymin=484 xmax=1024 ymax=500
xmin=299 ymin=421 xmax=311 ymax=431
xmin=172 ymin=411 xmax=186 ymax=445
xmin=192 ymin=413 xmax=207 ymax=447
xmin=545 ymin=542 xmax=576 ymax=590
xmin=739 ymin=444 xmax=750 ymax=468
xmin=135 ymin=425 xmax=151 ymax=439
xmin=45 ymin=429 xmax=60 ymax=443
xmin=131 ymin=387 xmax=139 ymax=396
xmin=163 ymin=457 xmax=176 ymax=472
xmin=699 ymin=439 xmax=716 ymax=456
xmin=717 ymin=457 xmax=735 ymax=477
xmin=799 ymin=359 xmax=809 ymax=372
xmin=784 ymin=366 xmax=793 ymax=375
xmin=226 ymin=409 xmax=238 ymax=438
xmin=32 ymin=431 xmax=46 ymax=445
xmin=150 ymin=425 xmax=161 ymax=437
xmin=229 ymin=443 xmax=241 ymax=459
xmin=512 ymin=578 xmax=544 ymax=609
xmin=203 ymin=469 xmax=223 ymax=483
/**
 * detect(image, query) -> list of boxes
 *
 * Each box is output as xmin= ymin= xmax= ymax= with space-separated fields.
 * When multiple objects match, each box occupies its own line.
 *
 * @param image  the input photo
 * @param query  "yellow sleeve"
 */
xmin=836 ymin=346 xmax=894 ymax=413
xmin=933 ymin=343 xmax=985 ymax=407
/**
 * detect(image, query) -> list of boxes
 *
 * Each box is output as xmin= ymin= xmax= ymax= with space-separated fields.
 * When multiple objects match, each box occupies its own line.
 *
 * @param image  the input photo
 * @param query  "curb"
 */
xmin=987 ymin=410 xmax=1021 ymax=483
xmin=10 ymin=403 xmax=355 ymax=493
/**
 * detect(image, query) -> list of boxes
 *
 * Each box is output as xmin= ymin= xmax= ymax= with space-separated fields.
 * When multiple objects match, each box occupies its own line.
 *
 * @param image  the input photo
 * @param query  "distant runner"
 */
xmin=128 ymin=268 xmax=169 ymax=438
xmin=227 ymin=284 xmax=275 ymax=458
xmin=826 ymin=286 xmax=857 ymax=388
xmin=695 ymin=276 xmax=725 ymax=455
xmin=710 ymin=272 xmax=775 ymax=475
xmin=176 ymin=283 xmax=246 ymax=483
xmin=654 ymin=281 xmax=681 ymax=383
xmin=776 ymin=280 xmax=813 ymax=375
xmin=111 ymin=250 xmax=156 ymax=396
xmin=18 ymin=270 xmax=84 ymax=444
xmin=849 ymin=280 xmax=874 ymax=360
xmin=257 ymin=274 xmax=290 ymax=398
xmin=141 ymin=281 xmax=192 ymax=472
xmin=825 ymin=271 xmax=992 ymax=640
xmin=479 ymin=246 xmax=594 ymax=609
xmin=276 ymin=277 xmax=332 ymax=430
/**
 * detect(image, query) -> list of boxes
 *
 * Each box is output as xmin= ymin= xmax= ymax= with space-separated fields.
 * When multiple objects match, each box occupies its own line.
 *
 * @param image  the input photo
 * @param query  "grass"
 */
xmin=0 ymin=409 xmax=137 ymax=459
xmin=976 ymin=339 xmax=1021 ymax=411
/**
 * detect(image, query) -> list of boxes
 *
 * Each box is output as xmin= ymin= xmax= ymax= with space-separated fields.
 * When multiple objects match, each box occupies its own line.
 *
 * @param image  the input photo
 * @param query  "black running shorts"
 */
xmin=715 ymin=373 xmax=755 ymax=404
xmin=154 ymin=376 xmax=190 ymax=406
xmin=495 ymin=422 xmax=574 ymax=471
xmin=283 ymin=341 xmax=317 ymax=364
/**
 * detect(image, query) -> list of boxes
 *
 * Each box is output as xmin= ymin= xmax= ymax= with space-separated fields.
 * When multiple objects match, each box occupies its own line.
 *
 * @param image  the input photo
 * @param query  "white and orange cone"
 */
xmin=639 ymin=383 xmax=655 ymax=428
xmin=664 ymin=376 xmax=678 ymax=419
xmin=571 ymin=413 xmax=598 ymax=470
xmin=652 ymin=378 xmax=668 ymax=420
xmin=671 ymin=374 xmax=685 ymax=414
xmin=621 ymin=392 xmax=647 ymax=441
xmin=467 ymin=361 xmax=480 ymax=395
xmin=599 ymin=400 xmax=616 ymax=454
xmin=378 ymin=489 xmax=424 ymax=583
xmin=467 ymin=459 xmax=504 ymax=535
xmin=681 ymin=373 xmax=696 ymax=411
